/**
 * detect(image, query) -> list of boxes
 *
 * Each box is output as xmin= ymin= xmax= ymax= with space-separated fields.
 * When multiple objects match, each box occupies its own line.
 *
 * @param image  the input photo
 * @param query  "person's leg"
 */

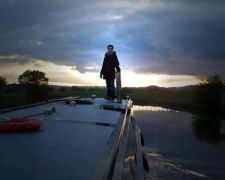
xmin=109 ymin=79 xmax=115 ymax=99
xmin=105 ymin=79 xmax=110 ymax=98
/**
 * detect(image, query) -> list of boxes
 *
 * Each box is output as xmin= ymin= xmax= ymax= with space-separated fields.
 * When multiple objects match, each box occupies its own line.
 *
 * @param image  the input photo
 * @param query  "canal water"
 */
xmin=134 ymin=105 xmax=225 ymax=179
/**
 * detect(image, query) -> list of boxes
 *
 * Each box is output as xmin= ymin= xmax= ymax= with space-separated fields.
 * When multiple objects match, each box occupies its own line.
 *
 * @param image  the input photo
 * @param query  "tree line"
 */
xmin=0 ymin=70 xmax=225 ymax=112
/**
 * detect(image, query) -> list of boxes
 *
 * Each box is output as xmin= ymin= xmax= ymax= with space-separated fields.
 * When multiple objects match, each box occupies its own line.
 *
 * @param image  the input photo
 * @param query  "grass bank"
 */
xmin=0 ymin=86 xmax=224 ymax=113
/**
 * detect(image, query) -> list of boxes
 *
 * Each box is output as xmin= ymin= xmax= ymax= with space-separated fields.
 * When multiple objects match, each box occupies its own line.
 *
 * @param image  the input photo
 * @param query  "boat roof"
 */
xmin=0 ymin=98 xmax=132 ymax=180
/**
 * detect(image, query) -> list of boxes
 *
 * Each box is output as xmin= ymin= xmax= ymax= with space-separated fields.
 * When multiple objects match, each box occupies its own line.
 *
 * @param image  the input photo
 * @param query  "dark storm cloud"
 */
xmin=0 ymin=55 xmax=32 ymax=65
xmin=0 ymin=0 xmax=225 ymax=75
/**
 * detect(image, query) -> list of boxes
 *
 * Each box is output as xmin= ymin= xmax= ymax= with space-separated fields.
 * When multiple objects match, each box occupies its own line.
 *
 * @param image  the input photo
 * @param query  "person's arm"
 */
xmin=100 ymin=55 xmax=106 ymax=78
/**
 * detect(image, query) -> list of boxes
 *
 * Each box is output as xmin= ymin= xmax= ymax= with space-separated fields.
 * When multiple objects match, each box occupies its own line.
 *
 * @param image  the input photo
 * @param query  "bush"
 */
xmin=18 ymin=70 xmax=49 ymax=103
xmin=195 ymin=74 xmax=224 ymax=112
xmin=0 ymin=76 xmax=7 ymax=88
xmin=26 ymin=85 xmax=49 ymax=103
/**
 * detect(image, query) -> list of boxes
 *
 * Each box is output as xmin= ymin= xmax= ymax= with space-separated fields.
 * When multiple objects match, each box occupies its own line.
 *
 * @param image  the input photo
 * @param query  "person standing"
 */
xmin=100 ymin=44 xmax=121 ymax=100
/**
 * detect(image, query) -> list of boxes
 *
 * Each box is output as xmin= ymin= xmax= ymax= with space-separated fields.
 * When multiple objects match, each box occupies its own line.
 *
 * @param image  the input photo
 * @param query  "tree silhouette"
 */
xmin=195 ymin=74 xmax=224 ymax=112
xmin=18 ymin=70 xmax=49 ymax=102
xmin=18 ymin=70 xmax=48 ymax=85
xmin=0 ymin=76 xmax=7 ymax=88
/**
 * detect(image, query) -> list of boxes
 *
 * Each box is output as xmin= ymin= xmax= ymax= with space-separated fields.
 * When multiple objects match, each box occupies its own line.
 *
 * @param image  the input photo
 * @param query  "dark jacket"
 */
xmin=100 ymin=51 xmax=120 ymax=80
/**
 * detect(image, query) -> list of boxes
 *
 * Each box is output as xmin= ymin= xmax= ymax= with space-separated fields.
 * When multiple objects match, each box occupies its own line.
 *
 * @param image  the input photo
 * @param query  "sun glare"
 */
xmin=121 ymin=71 xmax=199 ymax=87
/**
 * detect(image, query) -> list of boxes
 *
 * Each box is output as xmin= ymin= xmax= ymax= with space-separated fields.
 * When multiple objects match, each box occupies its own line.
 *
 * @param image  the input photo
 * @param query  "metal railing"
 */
xmin=105 ymin=99 xmax=131 ymax=180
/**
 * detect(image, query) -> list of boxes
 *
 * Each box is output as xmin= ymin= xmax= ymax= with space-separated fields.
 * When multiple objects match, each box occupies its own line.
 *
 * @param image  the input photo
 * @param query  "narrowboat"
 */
xmin=0 ymin=97 xmax=147 ymax=180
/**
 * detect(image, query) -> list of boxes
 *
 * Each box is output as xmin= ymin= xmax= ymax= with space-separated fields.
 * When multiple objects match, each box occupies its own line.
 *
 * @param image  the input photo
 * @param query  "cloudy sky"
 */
xmin=0 ymin=0 xmax=224 ymax=87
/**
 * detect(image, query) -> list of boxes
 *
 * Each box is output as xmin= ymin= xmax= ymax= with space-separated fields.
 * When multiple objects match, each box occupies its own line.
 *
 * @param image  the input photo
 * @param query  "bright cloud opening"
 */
xmin=0 ymin=57 xmax=200 ymax=87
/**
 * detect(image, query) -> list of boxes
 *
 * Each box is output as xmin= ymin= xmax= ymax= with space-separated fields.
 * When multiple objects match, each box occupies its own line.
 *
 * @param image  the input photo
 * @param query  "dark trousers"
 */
xmin=106 ymin=79 xmax=115 ymax=99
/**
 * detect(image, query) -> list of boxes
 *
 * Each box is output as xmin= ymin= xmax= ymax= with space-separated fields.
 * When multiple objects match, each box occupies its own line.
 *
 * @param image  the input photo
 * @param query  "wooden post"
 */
xmin=116 ymin=72 xmax=121 ymax=103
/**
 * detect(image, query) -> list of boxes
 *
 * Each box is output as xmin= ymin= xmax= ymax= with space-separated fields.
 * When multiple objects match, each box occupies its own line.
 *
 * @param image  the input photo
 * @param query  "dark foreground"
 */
xmin=0 ymin=98 xmax=144 ymax=180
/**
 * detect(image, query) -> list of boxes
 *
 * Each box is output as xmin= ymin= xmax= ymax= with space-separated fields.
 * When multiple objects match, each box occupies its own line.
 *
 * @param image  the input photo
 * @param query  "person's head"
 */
xmin=107 ymin=44 xmax=114 ymax=53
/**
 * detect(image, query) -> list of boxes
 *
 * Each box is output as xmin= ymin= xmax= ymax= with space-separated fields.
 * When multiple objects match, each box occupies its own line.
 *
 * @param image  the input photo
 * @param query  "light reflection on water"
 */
xmin=134 ymin=105 xmax=225 ymax=179
xmin=144 ymin=147 xmax=208 ymax=179
xmin=133 ymin=105 xmax=172 ymax=112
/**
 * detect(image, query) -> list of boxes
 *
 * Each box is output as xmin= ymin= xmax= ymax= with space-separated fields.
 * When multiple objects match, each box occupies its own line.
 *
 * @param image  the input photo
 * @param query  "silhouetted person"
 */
xmin=100 ymin=44 xmax=120 ymax=100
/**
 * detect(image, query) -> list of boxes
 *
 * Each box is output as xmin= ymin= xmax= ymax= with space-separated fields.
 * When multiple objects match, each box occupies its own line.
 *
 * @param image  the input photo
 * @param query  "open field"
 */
xmin=126 ymin=87 xmax=225 ymax=112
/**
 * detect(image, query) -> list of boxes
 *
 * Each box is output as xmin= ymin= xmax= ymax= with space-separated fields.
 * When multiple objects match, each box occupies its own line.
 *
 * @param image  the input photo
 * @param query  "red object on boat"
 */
xmin=0 ymin=118 xmax=41 ymax=132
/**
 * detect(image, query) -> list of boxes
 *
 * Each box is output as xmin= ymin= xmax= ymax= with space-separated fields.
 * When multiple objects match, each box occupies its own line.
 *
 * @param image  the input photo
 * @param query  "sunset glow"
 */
xmin=0 ymin=57 xmax=199 ymax=87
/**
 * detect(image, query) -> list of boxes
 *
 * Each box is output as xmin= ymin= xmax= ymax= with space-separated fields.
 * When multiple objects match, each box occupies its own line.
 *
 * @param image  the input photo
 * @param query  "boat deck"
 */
xmin=0 ymin=98 xmax=131 ymax=180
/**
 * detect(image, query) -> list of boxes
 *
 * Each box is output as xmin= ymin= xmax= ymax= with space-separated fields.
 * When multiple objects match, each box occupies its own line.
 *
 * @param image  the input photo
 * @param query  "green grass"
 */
xmin=127 ymin=88 xmax=196 ymax=111
xmin=0 ymin=88 xmax=106 ymax=109
xmin=0 ymin=92 xmax=27 ymax=109
xmin=128 ymin=88 xmax=225 ymax=112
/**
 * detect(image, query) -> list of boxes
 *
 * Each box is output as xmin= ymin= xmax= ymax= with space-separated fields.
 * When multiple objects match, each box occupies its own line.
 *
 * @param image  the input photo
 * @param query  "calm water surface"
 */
xmin=134 ymin=105 xmax=225 ymax=180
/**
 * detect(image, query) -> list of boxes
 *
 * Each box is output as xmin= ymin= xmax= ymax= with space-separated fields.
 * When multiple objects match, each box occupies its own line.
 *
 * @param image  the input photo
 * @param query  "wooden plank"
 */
xmin=116 ymin=72 xmax=121 ymax=102
xmin=135 ymin=127 xmax=145 ymax=180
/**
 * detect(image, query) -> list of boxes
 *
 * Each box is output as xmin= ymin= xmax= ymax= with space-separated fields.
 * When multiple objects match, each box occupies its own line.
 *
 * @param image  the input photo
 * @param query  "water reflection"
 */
xmin=134 ymin=105 xmax=225 ymax=144
xmin=192 ymin=112 xmax=225 ymax=144
xmin=144 ymin=147 xmax=208 ymax=179
xmin=134 ymin=105 xmax=225 ymax=179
